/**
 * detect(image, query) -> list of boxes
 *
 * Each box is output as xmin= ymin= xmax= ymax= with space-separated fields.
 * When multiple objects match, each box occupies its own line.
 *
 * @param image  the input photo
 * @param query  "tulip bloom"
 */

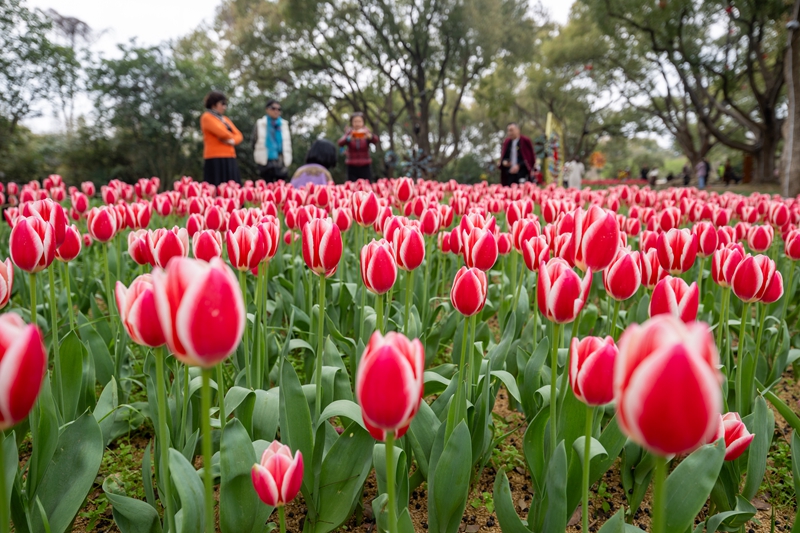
xmin=116 ymin=275 xmax=166 ymax=347
xmin=731 ymin=254 xmax=782 ymax=303
xmin=356 ymin=331 xmax=425 ymax=441
xmin=572 ymin=205 xmax=621 ymax=272
xmin=537 ymin=258 xmax=592 ymax=324
xmin=649 ymin=276 xmax=699 ymax=323
xmin=784 ymin=228 xmax=800 ymax=260
xmin=150 ymin=227 xmax=190 ymax=269
xmin=55 ymin=224 xmax=82 ymax=262
xmin=352 ymin=191 xmax=380 ymax=227
xmin=616 ymin=315 xmax=722 ymax=456
xmin=693 ymin=222 xmax=719 ymax=258
xmin=511 ymin=218 xmax=541 ymax=253
xmin=711 ymin=243 xmax=745 ymax=288
xmin=746 ymin=225 xmax=773 ymax=253
xmin=603 ymin=250 xmax=641 ymax=301
xmin=251 ymin=441 xmax=304 ymax=508
xmin=521 ymin=235 xmax=549 ymax=272
xmin=394 ymin=177 xmax=415 ymax=204
xmin=461 ymin=227 xmax=498 ymax=271
xmin=302 ymin=218 xmax=343 ymax=278
xmin=570 ymin=336 xmax=618 ymax=406
xmin=360 ymin=239 xmax=397 ymax=295
xmin=192 ymin=230 xmax=223 ymax=262
xmin=709 ymin=412 xmax=755 ymax=461
xmin=87 ymin=206 xmax=118 ymax=243
xmin=450 ymin=267 xmax=488 ymax=317
xmin=656 ymin=228 xmax=698 ymax=275
xmin=0 ymin=313 xmax=48 ymax=430
xmin=0 ymin=259 xmax=13 ymax=309
xmin=226 ymin=225 xmax=266 ymax=272
xmin=128 ymin=230 xmax=155 ymax=266
xmin=21 ymin=198 xmax=67 ymax=247
xmin=9 ymin=216 xmax=56 ymax=273
xmin=153 ymin=257 xmax=245 ymax=367
xmin=419 ymin=207 xmax=440 ymax=236
xmin=393 ymin=225 xmax=426 ymax=271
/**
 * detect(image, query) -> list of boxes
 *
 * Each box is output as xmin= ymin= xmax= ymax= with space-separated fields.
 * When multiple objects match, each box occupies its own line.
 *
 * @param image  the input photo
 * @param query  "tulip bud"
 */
xmin=731 ymin=254 xmax=782 ymax=303
xmin=511 ymin=218 xmax=541 ymax=253
xmin=332 ymin=207 xmax=352 ymax=233
xmin=352 ymin=191 xmax=380 ymax=227
xmin=128 ymin=230 xmax=155 ymax=266
xmin=572 ymin=205 xmax=620 ymax=272
xmin=153 ymin=257 xmax=245 ymax=367
xmin=603 ymin=250 xmax=641 ymax=301
xmin=116 ymin=274 xmax=166 ymax=347
xmin=570 ymin=336 xmax=618 ymax=406
xmin=87 ymin=206 xmax=118 ymax=243
xmin=150 ymin=227 xmax=190 ymax=269
xmin=193 ymin=230 xmax=223 ymax=262
xmin=522 ymin=235 xmax=549 ymax=272
xmin=657 ymin=228 xmax=698 ymax=275
xmin=650 ymin=276 xmax=699 ymax=323
xmin=693 ymin=222 xmax=719 ymax=258
xmin=9 ymin=216 xmax=56 ymax=273
xmin=711 ymin=243 xmax=745 ymax=289
xmin=497 ymin=232 xmax=512 ymax=255
xmin=537 ymin=258 xmax=592 ymax=324
xmin=708 ymin=412 xmax=755 ymax=461
xmin=0 ymin=259 xmax=13 ymax=309
xmin=394 ymin=177 xmax=415 ymax=204
xmin=0 ymin=313 xmax=48 ymax=430
xmin=360 ymin=239 xmax=397 ymax=295
xmin=302 ymin=218 xmax=343 ymax=277
xmin=251 ymin=441 xmax=304 ymax=507
xmin=616 ymin=315 xmax=722 ymax=455
xmin=226 ymin=225 xmax=264 ymax=272
xmin=393 ymin=225 xmax=426 ymax=271
xmin=419 ymin=207 xmax=440 ymax=236
xmin=21 ymin=199 xmax=67 ymax=247
xmin=462 ymin=227 xmax=497 ymax=271
xmin=450 ymin=266 xmax=488 ymax=317
xmin=55 ymin=224 xmax=82 ymax=262
xmin=785 ymin=229 xmax=800 ymax=260
xmin=356 ymin=331 xmax=425 ymax=441
xmin=746 ymin=225 xmax=773 ymax=253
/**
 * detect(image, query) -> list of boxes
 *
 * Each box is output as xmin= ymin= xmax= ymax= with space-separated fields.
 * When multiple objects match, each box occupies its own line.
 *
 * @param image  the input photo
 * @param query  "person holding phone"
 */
xmin=252 ymin=99 xmax=293 ymax=182
xmin=337 ymin=112 xmax=378 ymax=182
xmin=200 ymin=91 xmax=243 ymax=185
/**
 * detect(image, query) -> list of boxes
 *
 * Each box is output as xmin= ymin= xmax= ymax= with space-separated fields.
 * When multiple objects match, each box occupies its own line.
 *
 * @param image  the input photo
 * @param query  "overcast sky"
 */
xmin=23 ymin=0 xmax=574 ymax=132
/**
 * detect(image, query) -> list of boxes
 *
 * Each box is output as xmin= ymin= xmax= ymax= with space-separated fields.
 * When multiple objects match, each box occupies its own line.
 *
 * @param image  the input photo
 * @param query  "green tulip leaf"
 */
xmin=665 ymin=440 xmax=726 ymax=533
xmin=279 ymin=360 xmax=314 ymax=492
xmin=542 ymin=441 xmax=568 ymax=533
xmin=572 ymin=436 xmax=608 ymax=466
xmin=102 ymin=477 xmax=163 ymax=533
xmin=59 ymin=330 xmax=88 ymax=422
xmin=429 ymin=421 xmax=472 ymax=533
xmin=597 ymin=509 xmax=647 ymax=533
xmin=169 ymin=449 xmax=205 ymax=533
xmin=705 ymin=495 xmax=756 ymax=532
xmin=492 ymin=469 xmax=532 ymax=533
xmin=742 ymin=396 xmax=774 ymax=500
xmin=2 ymin=430 xmax=16 ymax=520
xmin=316 ymin=399 xmax=365 ymax=431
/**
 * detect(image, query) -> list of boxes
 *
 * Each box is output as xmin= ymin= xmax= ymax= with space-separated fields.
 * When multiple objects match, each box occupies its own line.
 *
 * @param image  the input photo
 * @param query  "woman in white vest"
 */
xmin=252 ymin=99 xmax=293 ymax=182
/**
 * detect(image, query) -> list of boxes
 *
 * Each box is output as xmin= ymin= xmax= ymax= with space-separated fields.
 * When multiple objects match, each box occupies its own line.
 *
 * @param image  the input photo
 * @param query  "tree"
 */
xmin=583 ymin=0 xmax=793 ymax=182
xmin=782 ymin=0 xmax=800 ymax=196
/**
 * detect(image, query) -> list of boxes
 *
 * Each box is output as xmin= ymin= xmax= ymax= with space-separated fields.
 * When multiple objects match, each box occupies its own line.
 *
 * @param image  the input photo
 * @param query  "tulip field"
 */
xmin=1 ymin=174 xmax=800 ymax=533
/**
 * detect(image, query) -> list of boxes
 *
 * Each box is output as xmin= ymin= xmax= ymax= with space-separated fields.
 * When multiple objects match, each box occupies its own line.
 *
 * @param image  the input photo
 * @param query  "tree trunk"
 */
xmin=753 ymin=127 xmax=780 ymax=184
xmin=782 ymin=0 xmax=800 ymax=197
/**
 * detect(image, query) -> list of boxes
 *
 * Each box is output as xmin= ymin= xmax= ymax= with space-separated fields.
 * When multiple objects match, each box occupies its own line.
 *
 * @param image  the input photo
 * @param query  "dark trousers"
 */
xmin=257 ymin=159 xmax=288 ymax=183
xmin=346 ymin=164 xmax=374 ymax=182
xmin=500 ymin=167 xmax=530 ymax=186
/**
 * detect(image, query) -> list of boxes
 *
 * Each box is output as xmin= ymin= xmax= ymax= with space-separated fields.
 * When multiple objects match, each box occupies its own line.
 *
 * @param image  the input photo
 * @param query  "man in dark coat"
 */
xmin=498 ymin=123 xmax=535 ymax=186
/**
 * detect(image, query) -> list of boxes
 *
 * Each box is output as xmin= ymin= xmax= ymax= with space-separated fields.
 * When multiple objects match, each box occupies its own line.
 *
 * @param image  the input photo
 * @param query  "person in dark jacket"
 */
xmin=498 ymin=123 xmax=535 ymax=186
xmin=337 ymin=112 xmax=378 ymax=182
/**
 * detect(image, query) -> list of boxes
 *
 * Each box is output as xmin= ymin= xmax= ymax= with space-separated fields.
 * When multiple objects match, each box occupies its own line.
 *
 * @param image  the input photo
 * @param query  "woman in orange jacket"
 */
xmin=200 ymin=91 xmax=243 ymax=185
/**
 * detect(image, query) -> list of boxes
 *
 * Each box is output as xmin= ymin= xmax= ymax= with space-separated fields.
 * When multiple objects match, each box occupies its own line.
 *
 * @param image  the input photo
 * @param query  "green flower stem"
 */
xmin=314 ymin=274 xmax=327 ymax=423
xmin=716 ymin=288 xmax=728 ymax=362
xmin=201 ymin=368 xmax=214 ymax=533
xmin=512 ymin=260 xmax=525 ymax=312
xmin=582 ymin=404 xmax=594 ymax=533
xmin=61 ymin=262 xmax=76 ymax=331
xmin=609 ymin=299 xmax=621 ymax=340
xmin=238 ymin=270 xmax=251 ymax=389
xmin=736 ymin=302 xmax=750 ymax=414
xmin=404 ymin=269 xmax=415 ymax=336
xmin=386 ymin=285 xmax=394 ymax=332
xmin=48 ymin=266 xmax=64 ymax=415
xmin=116 ymin=234 xmax=122 ymax=283
xmin=263 ymin=264 xmax=270 ymax=390
xmin=531 ymin=272 xmax=538 ymax=345
xmin=510 ymin=253 xmax=519 ymax=313
xmin=467 ymin=314 xmax=477 ymax=398
xmin=422 ymin=238 xmax=431 ymax=327
xmin=180 ymin=365 xmax=190 ymax=450
xmin=781 ymin=262 xmax=795 ymax=324
xmin=154 ymin=348 xmax=176 ymax=533
xmin=696 ymin=257 xmax=706 ymax=299
xmin=217 ymin=364 xmax=226 ymax=431
xmin=550 ymin=322 xmax=563 ymax=457
xmin=449 ymin=314 xmax=471 ymax=436
xmin=29 ymin=272 xmax=37 ymax=325
xmin=102 ymin=244 xmax=116 ymax=336
xmin=376 ymin=292 xmax=384 ymax=336
xmin=0 ymin=430 xmax=8 ymax=533
xmin=358 ymin=229 xmax=368 ymax=348
xmin=385 ymin=431 xmax=398 ymax=533
xmin=278 ymin=506 xmax=286 ymax=533
xmin=652 ymin=455 xmax=668 ymax=533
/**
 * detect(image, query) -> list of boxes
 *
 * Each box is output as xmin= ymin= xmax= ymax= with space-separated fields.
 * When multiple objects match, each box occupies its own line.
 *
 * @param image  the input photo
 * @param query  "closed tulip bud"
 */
xmin=226 ymin=225 xmax=265 ymax=272
xmin=153 ymin=257 xmax=244 ymax=367
xmin=257 ymin=215 xmax=281 ymax=263
xmin=785 ymin=229 xmax=800 ymax=260
xmin=572 ymin=205 xmax=621 ymax=272
xmin=0 ymin=259 xmax=13 ymax=309
xmin=332 ymin=207 xmax=352 ymax=232
xmin=693 ymin=222 xmax=719 ymax=258
xmin=448 ymin=228 xmax=463 ymax=255
xmin=128 ymin=230 xmax=154 ymax=266
xmin=81 ymin=181 xmax=96 ymax=197
xmin=394 ymin=177 xmax=415 ymax=204
xmin=71 ymin=192 xmax=89 ymax=214
xmin=382 ymin=216 xmax=405 ymax=243
xmin=22 ymin=199 xmax=67 ymax=247
xmin=302 ymin=218 xmax=343 ymax=277
xmin=419 ymin=207 xmax=440 ymax=236
xmin=439 ymin=232 xmax=451 ymax=254
xmin=570 ymin=336 xmax=618 ymax=406
xmin=356 ymin=331 xmax=425 ymax=441
xmin=352 ymin=191 xmax=380 ymax=227
xmin=650 ymin=276 xmax=699 ymax=322
xmin=522 ymin=235 xmax=549 ymax=272
xmin=603 ymin=250 xmax=641 ymax=301
xmin=657 ymin=206 xmax=681 ymax=232
xmin=769 ymin=202 xmax=790 ymax=228
xmin=204 ymin=205 xmax=227 ymax=232
xmin=125 ymin=202 xmax=152 ymax=230
xmin=150 ymin=227 xmax=189 ymax=269
xmin=537 ymin=257 xmax=592 ymax=323
xmin=373 ymin=205 xmax=393 ymax=234
xmin=462 ymin=227 xmax=497 ymax=271
xmin=708 ymin=412 xmax=755 ymax=461
xmin=360 ymin=239 xmax=397 ymax=295
xmin=193 ymin=230 xmax=223 ymax=262
xmin=746 ymin=225 xmax=773 ymax=253
xmin=657 ymin=228 xmax=698 ymax=275
xmin=0 ymin=313 xmax=47 ymax=430
xmin=393 ymin=225 xmax=425 ymax=271
xmin=186 ymin=213 xmax=205 ymax=237
xmin=87 ymin=206 xmax=118 ymax=243
xmin=639 ymin=230 xmax=659 ymax=252
xmin=55 ymin=224 xmax=82 ymax=262
xmin=9 ymin=216 xmax=56 ymax=273
xmin=616 ymin=315 xmax=722 ymax=455
xmin=731 ymin=254 xmax=782 ymax=303
xmin=437 ymin=204 xmax=454 ymax=229
xmin=450 ymin=266 xmax=488 ymax=317
xmin=116 ymin=275 xmax=166 ymax=347
xmin=511 ymin=218 xmax=541 ymax=253
xmin=497 ymin=232 xmax=512 ymax=255
xmin=251 ymin=441 xmax=304 ymax=507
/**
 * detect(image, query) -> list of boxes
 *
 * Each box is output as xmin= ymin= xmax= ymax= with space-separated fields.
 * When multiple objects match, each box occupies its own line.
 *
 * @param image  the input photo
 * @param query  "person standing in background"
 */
xmin=498 ymin=123 xmax=535 ymax=186
xmin=564 ymin=156 xmax=585 ymax=189
xmin=338 ymin=112 xmax=378 ymax=182
xmin=290 ymin=139 xmax=337 ymax=188
xmin=252 ymin=99 xmax=293 ymax=182
xmin=696 ymin=158 xmax=709 ymax=189
xmin=200 ymin=91 xmax=243 ymax=185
